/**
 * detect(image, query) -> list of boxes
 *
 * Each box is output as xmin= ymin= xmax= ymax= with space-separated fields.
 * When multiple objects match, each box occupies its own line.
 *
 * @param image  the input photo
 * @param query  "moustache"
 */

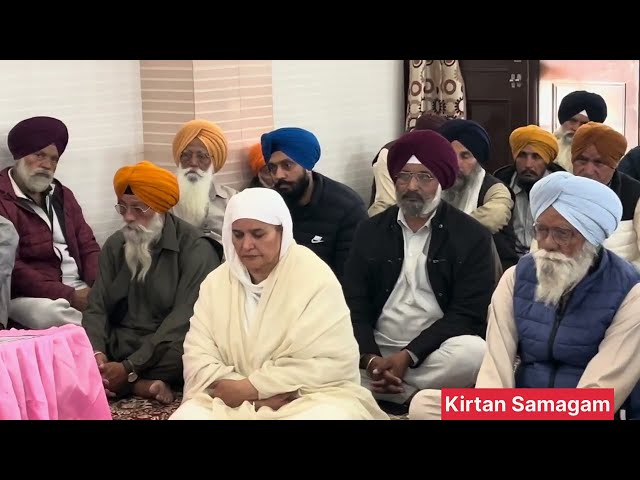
xmin=32 ymin=170 xmax=53 ymax=179
xmin=520 ymin=169 xmax=538 ymax=176
xmin=402 ymin=192 xmax=423 ymax=201
xmin=274 ymin=180 xmax=293 ymax=189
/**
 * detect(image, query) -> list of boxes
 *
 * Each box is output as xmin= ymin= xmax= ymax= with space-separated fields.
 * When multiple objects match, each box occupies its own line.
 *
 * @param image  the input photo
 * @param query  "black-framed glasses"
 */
xmin=396 ymin=171 xmax=435 ymax=184
xmin=114 ymin=204 xmax=151 ymax=216
xmin=532 ymin=223 xmax=575 ymax=246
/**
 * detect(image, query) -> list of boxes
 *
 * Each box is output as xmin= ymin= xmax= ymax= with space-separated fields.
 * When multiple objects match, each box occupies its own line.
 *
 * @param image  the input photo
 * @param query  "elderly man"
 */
xmin=82 ymin=161 xmax=221 ymax=404
xmin=343 ymin=129 xmax=495 ymax=414
xmin=553 ymin=90 xmax=607 ymax=173
xmin=0 ymin=116 xmax=100 ymax=329
xmin=261 ymin=127 xmax=366 ymax=284
xmin=246 ymin=142 xmax=274 ymax=189
xmin=0 ymin=216 xmax=18 ymax=329
xmin=409 ymin=172 xmax=640 ymax=420
xmin=571 ymin=122 xmax=640 ymax=269
xmin=368 ymin=113 xmax=449 ymax=217
xmin=439 ymin=119 xmax=518 ymax=270
xmin=494 ymin=125 xmax=563 ymax=257
xmin=171 ymin=119 xmax=235 ymax=249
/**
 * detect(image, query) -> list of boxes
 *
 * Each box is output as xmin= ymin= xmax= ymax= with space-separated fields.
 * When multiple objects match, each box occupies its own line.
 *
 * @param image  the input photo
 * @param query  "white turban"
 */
xmin=529 ymin=171 xmax=622 ymax=246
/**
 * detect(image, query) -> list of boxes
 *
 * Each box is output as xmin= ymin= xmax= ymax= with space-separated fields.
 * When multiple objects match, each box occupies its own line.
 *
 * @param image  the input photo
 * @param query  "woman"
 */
xmin=170 ymin=188 xmax=387 ymax=420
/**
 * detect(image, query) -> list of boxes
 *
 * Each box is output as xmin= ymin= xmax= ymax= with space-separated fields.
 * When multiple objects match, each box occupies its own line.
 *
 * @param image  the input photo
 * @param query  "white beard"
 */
xmin=533 ymin=242 xmax=598 ymax=307
xmin=175 ymin=166 xmax=214 ymax=227
xmin=122 ymin=213 xmax=165 ymax=283
xmin=398 ymin=184 xmax=443 ymax=219
xmin=14 ymin=159 xmax=54 ymax=193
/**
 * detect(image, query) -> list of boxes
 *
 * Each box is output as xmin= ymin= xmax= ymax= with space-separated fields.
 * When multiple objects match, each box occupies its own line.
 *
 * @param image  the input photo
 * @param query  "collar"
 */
xmin=8 ymin=168 xmax=55 ymax=202
xmin=510 ymin=169 xmax=551 ymax=195
xmin=396 ymin=204 xmax=437 ymax=232
xmin=209 ymin=180 xmax=234 ymax=201
xmin=156 ymin=213 xmax=180 ymax=252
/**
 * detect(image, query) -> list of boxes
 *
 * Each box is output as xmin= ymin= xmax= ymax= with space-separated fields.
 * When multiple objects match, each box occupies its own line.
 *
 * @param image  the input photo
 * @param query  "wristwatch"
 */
xmin=123 ymin=359 xmax=138 ymax=383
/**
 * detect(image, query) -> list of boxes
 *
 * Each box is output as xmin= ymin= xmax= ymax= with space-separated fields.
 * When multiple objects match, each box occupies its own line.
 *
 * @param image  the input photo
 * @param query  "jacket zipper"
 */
xmin=547 ymin=297 xmax=568 ymax=387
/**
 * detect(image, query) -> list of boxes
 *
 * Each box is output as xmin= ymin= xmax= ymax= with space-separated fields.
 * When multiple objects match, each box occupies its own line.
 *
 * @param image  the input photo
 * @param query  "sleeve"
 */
xmin=470 ymin=183 xmax=514 ymax=234
xmin=367 ymin=150 xmax=397 ymax=217
xmin=333 ymin=196 xmax=367 ymax=284
xmin=67 ymin=189 xmax=101 ymax=286
xmin=631 ymin=198 xmax=640 ymax=270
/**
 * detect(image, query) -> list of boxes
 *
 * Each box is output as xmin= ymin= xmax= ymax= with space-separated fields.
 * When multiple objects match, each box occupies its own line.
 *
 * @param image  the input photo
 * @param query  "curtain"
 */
xmin=404 ymin=60 xmax=466 ymax=131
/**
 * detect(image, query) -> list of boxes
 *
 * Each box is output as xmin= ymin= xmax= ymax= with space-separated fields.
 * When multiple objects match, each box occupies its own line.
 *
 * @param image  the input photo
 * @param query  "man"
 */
xmin=409 ymin=172 xmax=640 ymax=420
xmin=343 ymin=129 xmax=495 ymax=414
xmin=82 ymin=161 xmax=221 ymax=404
xmin=0 ymin=116 xmax=100 ymax=329
xmin=171 ymin=119 xmax=235 ymax=249
xmin=553 ymin=90 xmax=607 ymax=173
xmin=261 ymin=127 xmax=366 ymax=284
xmin=571 ymin=122 xmax=640 ymax=269
xmin=246 ymin=142 xmax=274 ymax=189
xmin=0 ymin=216 xmax=18 ymax=329
xmin=368 ymin=113 xmax=448 ymax=217
xmin=494 ymin=125 xmax=563 ymax=257
xmin=439 ymin=119 xmax=518 ymax=270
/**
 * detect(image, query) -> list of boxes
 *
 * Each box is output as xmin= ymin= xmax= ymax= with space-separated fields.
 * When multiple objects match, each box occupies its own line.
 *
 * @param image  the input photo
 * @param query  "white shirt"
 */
xmin=374 ymin=208 xmax=444 ymax=362
xmin=9 ymin=169 xmax=86 ymax=289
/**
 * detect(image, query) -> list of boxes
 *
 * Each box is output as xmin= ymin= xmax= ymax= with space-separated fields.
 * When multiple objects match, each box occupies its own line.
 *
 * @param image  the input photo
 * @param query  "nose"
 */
xmin=123 ymin=209 xmax=136 ymax=223
xmin=241 ymin=236 xmax=255 ymax=252
xmin=524 ymin=156 xmax=537 ymax=169
xmin=537 ymin=231 xmax=559 ymax=252
xmin=39 ymin=157 xmax=55 ymax=171
xmin=272 ymin=165 xmax=287 ymax=181
xmin=407 ymin=176 xmax=420 ymax=190
xmin=581 ymin=162 xmax=597 ymax=177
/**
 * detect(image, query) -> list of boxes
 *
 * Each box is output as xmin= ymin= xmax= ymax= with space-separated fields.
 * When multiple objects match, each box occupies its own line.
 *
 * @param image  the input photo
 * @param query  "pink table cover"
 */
xmin=0 ymin=324 xmax=112 ymax=420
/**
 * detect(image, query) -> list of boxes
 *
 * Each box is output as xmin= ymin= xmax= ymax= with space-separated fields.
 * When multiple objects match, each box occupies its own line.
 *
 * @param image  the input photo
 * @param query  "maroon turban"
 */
xmin=414 ymin=113 xmax=449 ymax=131
xmin=387 ymin=130 xmax=459 ymax=189
xmin=7 ymin=116 xmax=69 ymax=160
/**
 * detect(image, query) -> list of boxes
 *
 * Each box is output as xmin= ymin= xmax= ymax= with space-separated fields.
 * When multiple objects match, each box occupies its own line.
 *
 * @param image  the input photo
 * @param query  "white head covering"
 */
xmin=222 ymin=187 xmax=295 ymax=327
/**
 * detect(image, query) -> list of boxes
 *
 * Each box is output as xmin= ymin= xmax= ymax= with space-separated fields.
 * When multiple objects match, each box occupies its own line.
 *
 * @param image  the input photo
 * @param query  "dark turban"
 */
xmin=572 ymin=122 xmax=627 ymax=169
xmin=387 ymin=130 xmax=459 ymax=189
xmin=414 ymin=113 xmax=449 ymax=132
xmin=261 ymin=127 xmax=321 ymax=170
xmin=114 ymin=161 xmax=180 ymax=214
xmin=558 ymin=91 xmax=607 ymax=124
xmin=7 ymin=116 xmax=69 ymax=160
xmin=439 ymin=119 xmax=491 ymax=166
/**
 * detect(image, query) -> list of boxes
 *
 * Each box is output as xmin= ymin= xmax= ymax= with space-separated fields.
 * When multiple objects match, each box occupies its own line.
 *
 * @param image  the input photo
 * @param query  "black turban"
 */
xmin=557 ymin=91 xmax=607 ymax=124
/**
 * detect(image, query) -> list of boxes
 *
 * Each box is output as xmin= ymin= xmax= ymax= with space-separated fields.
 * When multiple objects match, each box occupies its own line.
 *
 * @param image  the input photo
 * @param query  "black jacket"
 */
xmin=343 ymin=201 xmax=496 ymax=366
xmin=290 ymin=171 xmax=367 ymax=283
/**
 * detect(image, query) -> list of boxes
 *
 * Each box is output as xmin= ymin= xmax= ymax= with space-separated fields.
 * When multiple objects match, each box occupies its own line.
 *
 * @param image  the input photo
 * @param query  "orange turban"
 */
xmin=172 ymin=119 xmax=228 ymax=172
xmin=247 ymin=143 xmax=265 ymax=176
xmin=509 ymin=125 xmax=559 ymax=164
xmin=113 ymin=161 xmax=179 ymax=213
xmin=572 ymin=122 xmax=627 ymax=168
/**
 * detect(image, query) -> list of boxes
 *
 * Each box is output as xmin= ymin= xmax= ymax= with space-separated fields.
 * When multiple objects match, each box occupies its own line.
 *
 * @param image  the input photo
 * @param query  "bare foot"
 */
xmin=132 ymin=379 xmax=174 ymax=404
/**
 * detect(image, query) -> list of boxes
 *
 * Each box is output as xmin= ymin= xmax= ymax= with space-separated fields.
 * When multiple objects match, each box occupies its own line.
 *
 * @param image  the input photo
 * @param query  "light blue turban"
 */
xmin=529 ymin=171 xmax=622 ymax=246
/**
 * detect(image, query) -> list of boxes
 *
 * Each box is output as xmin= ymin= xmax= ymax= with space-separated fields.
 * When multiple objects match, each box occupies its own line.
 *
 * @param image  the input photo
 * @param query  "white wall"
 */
xmin=0 ymin=60 xmax=144 ymax=245
xmin=271 ymin=60 xmax=404 ymax=201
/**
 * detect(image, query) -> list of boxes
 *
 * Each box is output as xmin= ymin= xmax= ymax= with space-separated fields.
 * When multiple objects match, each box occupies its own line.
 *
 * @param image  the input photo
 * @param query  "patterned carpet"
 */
xmin=108 ymin=394 xmax=408 ymax=420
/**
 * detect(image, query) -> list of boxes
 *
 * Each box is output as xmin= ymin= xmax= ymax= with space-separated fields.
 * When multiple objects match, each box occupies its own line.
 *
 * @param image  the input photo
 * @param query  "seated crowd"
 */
xmin=2 ymin=88 xmax=640 ymax=420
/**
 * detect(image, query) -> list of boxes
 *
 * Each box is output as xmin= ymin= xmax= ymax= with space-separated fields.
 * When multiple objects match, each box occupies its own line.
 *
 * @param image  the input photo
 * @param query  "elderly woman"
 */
xmin=170 ymin=188 xmax=388 ymax=420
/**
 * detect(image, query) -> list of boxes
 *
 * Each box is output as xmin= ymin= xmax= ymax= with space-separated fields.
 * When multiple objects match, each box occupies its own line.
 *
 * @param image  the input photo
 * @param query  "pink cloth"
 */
xmin=0 ymin=324 xmax=112 ymax=420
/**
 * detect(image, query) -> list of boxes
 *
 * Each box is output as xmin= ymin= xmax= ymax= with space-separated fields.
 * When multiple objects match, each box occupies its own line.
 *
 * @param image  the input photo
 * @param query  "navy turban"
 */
xmin=8 ymin=116 xmax=69 ymax=160
xmin=530 ymin=171 xmax=622 ymax=246
xmin=439 ymin=119 xmax=491 ymax=166
xmin=387 ymin=130 xmax=459 ymax=189
xmin=261 ymin=127 xmax=321 ymax=170
xmin=558 ymin=91 xmax=607 ymax=124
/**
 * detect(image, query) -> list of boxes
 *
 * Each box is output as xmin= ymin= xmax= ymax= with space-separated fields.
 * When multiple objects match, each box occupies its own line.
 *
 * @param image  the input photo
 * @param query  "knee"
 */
xmin=408 ymin=389 xmax=442 ymax=420
xmin=448 ymin=335 xmax=487 ymax=386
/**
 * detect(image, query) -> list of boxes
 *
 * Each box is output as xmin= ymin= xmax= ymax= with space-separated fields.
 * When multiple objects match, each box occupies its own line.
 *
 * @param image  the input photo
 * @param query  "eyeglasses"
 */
xmin=396 ymin=171 xmax=435 ymax=184
xmin=532 ymin=223 xmax=575 ymax=246
xmin=180 ymin=150 xmax=211 ymax=164
xmin=114 ymin=204 xmax=152 ymax=216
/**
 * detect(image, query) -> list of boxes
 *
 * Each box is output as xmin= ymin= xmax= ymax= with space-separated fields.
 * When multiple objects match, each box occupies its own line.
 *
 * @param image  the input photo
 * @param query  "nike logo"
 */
xmin=310 ymin=235 xmax=324 ymax=244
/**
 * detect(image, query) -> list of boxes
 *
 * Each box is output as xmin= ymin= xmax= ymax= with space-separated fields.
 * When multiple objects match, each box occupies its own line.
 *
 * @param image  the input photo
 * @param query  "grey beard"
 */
xmin=122 ymin=214 xmax=164 ymax=282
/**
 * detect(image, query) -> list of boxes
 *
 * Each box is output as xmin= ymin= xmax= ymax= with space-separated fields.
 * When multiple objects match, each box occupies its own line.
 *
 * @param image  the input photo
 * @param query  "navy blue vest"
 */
xmin=513 ymin=249 xmax=640 ymax=417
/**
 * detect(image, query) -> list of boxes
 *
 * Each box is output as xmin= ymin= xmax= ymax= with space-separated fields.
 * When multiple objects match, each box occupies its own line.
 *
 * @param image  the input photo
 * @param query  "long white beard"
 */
xmin=122 ymin=213 xmax=165 ymax=283
xmin=533 ymin=242 xmax=598 ymax=307
xmin=175 ymin=166 xmax=214 ymax=227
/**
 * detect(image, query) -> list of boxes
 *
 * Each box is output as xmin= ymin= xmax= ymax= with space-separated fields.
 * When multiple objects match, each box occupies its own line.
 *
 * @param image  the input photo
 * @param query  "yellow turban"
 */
xmin=572 ymin=122 xmax=627 ymax=169
xmin=113 ymin=161 xmax=179 ymax=213
xmin=509 ymin=125 xmax=559 ymax=164
xmin=172 ymin=119 xmax=228 ymax=172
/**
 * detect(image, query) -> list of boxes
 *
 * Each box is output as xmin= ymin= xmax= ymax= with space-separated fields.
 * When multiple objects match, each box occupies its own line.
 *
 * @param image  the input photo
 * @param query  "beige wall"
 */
xmin=140 ymin=60 xmax=274 ymax=191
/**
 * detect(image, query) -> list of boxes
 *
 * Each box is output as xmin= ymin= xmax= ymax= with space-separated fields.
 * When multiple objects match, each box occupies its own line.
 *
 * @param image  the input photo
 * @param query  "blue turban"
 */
xmin=261 ymin=127 xmax=321 ymax=170
xmin=530 ymin=171 xmax=622 ymax=246
xmin=439 ymin=119 xmax=491 ymax=166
